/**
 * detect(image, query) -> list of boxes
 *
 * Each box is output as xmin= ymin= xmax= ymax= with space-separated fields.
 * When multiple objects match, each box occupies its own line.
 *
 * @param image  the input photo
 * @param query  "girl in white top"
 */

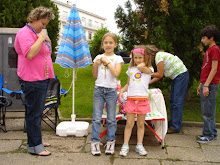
xmin=91 ymin=33 xmax=124 ymax=156
xmin=119 ymin=45 xmax=154 ymax=157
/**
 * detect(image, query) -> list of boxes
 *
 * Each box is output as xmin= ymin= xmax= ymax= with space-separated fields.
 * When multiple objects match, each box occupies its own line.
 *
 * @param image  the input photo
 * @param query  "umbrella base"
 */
xmin=56 ymin=121 xmax=89 ymax=137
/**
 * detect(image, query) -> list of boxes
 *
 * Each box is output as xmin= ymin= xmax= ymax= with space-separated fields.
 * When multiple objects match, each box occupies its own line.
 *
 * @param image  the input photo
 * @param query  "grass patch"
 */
xmin=167 ymin=158 xmax=182 ymax=162
xmin=54 ymin=63 xmax=95 ymax=118
xmin=21 ymin=139 xmax=27 ymax=143
xmin=54 ymin=63 xmax=220 ymax=123
xmin=10 ymin=150 xmax=27 ymax=154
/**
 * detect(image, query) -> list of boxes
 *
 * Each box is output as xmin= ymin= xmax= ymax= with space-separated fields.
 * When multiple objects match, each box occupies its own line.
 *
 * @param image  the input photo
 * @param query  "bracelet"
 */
xmin=107 ymin=62 xmax=110 ymax=66
xmin=203 ymin=85 xmax=209 ymax=87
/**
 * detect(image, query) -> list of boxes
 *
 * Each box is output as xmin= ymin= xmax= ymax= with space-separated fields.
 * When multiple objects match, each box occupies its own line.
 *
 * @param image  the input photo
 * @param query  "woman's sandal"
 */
xmin=30 ymin=149 xmax=51 ymax=156
xmin=43 ymin=142 xmax=51 ymax=147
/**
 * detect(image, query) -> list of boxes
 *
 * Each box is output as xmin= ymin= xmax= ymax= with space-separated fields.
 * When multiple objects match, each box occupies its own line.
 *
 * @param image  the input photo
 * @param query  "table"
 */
xmin=101 ymin=88 xmax=167 ymax=148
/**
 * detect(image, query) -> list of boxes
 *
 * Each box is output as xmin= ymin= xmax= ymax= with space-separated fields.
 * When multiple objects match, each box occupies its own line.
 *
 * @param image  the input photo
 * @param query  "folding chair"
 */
xmin=41 ymin=78 xmax=69 ymax=132
xmin=0 ymin=75 xmax=23 ymax=132
xmin=0 ymin=96 xmax=12 ymax=132
xmin=22 ymin=77 xmax=68 ymax=132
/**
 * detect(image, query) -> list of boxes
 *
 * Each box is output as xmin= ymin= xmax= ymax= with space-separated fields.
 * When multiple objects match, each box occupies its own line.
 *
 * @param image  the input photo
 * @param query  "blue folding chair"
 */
xmin=23 ymin=76 xmax=69 ymax=132
xmin=0 ymin=75 xmax=23 ymax=132
xmin=0 ymin=96 xmax=12 ymax=132
xmin=41 ymin=78 xmax=69 ymax=131
xmin=0 ymin=75 xmax=68 ymax=132
xmin=42 ymin=87 xmax=69 ymax=131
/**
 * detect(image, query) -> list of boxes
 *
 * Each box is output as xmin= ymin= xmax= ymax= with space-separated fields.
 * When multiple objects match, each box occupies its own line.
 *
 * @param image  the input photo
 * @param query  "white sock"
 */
xmin=123 ymin=143 xmax=129 ymax=147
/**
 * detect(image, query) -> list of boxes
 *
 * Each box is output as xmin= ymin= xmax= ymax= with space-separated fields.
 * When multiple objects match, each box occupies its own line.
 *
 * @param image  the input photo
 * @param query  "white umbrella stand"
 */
xmin=56 ymin=68 xmax=89 ymax=137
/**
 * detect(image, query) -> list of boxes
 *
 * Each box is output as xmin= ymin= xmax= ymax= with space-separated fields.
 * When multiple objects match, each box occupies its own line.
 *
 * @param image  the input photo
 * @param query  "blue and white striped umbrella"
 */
xmin=55 ymin=4 xmax=92 ymax=119
xmin=55 ymin=4 xmax=92 ymax=68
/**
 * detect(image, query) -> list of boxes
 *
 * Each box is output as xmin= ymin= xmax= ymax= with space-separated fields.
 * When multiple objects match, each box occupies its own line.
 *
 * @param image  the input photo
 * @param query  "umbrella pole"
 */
xmin=71 ymin=68 xmax=76 ymax=123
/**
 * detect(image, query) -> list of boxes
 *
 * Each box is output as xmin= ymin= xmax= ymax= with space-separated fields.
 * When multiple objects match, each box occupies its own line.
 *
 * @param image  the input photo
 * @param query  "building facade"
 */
xmin=52 ymin=0 xmax=106 ymax=45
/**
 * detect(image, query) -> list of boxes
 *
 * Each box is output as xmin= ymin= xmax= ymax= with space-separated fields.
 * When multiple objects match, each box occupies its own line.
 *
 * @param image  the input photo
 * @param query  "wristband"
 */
xmin=203 ymin=85 xmax=209 ymax=87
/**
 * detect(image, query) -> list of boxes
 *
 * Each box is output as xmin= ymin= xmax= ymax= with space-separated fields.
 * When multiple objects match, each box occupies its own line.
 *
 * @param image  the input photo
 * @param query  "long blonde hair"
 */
xmin=129 ymin=45 xmax=153 ymax=68
xmin=145 ymin=45 xmax=162 ymax=56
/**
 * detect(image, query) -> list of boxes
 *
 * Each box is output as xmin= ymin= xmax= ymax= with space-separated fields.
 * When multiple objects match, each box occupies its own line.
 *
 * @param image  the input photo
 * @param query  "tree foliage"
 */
xmin=89 ymin=27 xmax=121 ymax=59
xmin=0 ymin=0 xmax=59 ymax=60
xmin=115 ymin=0 xmax=220 ymax=90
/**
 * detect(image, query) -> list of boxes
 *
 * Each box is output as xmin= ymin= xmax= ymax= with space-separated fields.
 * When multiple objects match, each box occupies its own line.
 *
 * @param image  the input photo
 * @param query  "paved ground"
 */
xmin=0 ymin=118 xmax=220 ymax=165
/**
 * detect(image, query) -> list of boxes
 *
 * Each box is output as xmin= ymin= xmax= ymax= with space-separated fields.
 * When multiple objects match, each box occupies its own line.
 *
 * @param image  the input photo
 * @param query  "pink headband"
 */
xmin=132 ymin=48 xmax=145 ymax=55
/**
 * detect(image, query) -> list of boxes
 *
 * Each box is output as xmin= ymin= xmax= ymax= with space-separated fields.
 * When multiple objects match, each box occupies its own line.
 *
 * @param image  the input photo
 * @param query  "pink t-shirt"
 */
xmin=14 ymin=25 xmax=55 ymax=81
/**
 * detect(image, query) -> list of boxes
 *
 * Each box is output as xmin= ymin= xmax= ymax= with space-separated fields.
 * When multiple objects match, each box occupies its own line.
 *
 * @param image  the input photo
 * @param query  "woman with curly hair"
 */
xmin=14 ymin=6 xmax=55 ymax=156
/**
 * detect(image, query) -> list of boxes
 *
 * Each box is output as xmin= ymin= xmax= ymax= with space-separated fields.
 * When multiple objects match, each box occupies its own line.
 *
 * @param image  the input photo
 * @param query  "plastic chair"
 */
xmin=0 ymin=75 xmax=23 ymax=132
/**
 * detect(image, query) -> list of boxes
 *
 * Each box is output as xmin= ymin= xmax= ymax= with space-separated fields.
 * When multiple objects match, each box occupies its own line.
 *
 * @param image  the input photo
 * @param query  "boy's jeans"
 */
xmin=91 ymin=86 xmax=117 ymax=142
xmin=200 ymin=84 xmax=219 ymax=139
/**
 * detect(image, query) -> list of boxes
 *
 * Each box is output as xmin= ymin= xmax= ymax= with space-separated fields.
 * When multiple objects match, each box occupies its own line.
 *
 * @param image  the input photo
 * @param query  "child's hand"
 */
xmin=197 ymin=84 xmax=201 ymax=95
xmin=203 ymin=87 xmax=209 ymax=97
xmin=94 ymin=59 xmax=102 ymax=66
xmin=137 ymin=62 xmax=146 ymax=70
xmin=100 ymin=57 xmax=109 ymax=64
xmin=119 ymin=91 xmax=124 ymax=102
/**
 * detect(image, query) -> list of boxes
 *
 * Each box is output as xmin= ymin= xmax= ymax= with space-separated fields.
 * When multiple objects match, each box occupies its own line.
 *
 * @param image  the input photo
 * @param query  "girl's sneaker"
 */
xmin=91 ymin=142 xmax=101 ymax=156
xmin=119 ymin=144 xmax=129 ymax=157
xmin=135 ymin=143 xmax=147 ymax=156
xmin=105 ymin=140 xmax=115 ymax=155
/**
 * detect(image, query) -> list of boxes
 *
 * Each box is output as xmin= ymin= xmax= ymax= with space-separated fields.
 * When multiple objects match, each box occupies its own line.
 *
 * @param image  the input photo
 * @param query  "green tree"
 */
xmin=0 ymin=0 xmax=59 ymax=60
xmin=89 ymin=27 xmax=121 ymax=59
xmin=115 ymin=0 xmax=220 ymax=90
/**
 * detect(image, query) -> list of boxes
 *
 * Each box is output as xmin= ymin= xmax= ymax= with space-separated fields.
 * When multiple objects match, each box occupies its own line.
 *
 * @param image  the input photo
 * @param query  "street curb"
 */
xmin=182 ymin=121 xmax=220 ymax=128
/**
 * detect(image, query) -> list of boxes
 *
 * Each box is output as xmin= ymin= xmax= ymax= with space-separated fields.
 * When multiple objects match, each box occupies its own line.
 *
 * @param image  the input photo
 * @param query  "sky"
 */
xmin=59 ymin=0 xmax=135 ymax=34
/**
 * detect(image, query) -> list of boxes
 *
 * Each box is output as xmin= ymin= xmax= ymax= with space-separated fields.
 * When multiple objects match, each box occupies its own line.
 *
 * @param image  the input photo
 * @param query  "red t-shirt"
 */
xmin=200 ymin=45 xmax=220 ymax=84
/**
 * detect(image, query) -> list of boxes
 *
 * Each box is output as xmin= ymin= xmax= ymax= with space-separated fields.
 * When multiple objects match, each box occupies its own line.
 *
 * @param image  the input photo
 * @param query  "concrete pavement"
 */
xmin=0 ymin=118 xmax=220 ymax=165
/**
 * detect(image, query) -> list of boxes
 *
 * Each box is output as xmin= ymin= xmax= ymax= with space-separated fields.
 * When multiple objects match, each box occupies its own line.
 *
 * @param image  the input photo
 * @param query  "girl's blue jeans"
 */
xmin=19 ymin=78 xmax=49 ymax=154
xmin=91 ymin=86 xmax=117 ymax=142
xmin=169 ymin=71 xmax=189 ymax=132
xmin=200 ymin=84 xmax=219 ymax=139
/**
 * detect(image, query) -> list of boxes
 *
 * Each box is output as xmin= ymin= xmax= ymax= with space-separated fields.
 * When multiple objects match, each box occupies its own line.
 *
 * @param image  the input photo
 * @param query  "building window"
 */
xmin=95 ymin=21 xmax=98 ymax=29
xmin=88 ymin=32 xmax=92 ymax=40
xmin=82 ymin=17 xmax=86 ymax=26
xmin=88 ymin=19 xmax=92 ymax=27
xmin=101 ymin=23 xmax=104 ymax=28
xmin=8 ymin=47 xmax=17 ymax=68
xmin=61 ymin=11 xmax=68 ymax=20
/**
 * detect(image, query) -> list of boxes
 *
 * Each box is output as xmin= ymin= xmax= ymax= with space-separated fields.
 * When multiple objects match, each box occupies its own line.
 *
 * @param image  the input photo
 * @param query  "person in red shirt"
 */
xmin=197 ymin=25 xmax=220 ymax=143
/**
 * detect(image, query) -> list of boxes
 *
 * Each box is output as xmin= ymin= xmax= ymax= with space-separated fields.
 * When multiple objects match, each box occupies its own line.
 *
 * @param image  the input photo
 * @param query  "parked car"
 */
xmin=117 ymin=51 xmax=131 ymax=64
